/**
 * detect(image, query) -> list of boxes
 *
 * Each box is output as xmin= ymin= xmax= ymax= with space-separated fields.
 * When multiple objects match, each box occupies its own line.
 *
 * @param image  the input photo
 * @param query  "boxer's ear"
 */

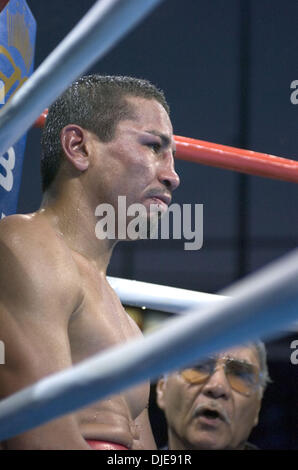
xmin=60 ymin=125 xmax=89 ymax=172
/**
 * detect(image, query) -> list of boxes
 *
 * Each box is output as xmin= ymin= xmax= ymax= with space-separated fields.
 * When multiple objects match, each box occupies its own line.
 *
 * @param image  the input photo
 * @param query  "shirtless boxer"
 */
xmin=0 ymin=75 xmax=180 ymax=449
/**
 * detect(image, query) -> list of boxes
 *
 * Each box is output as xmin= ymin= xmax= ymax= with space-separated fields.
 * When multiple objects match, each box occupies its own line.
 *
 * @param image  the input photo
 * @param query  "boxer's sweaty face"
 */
xmin=89 ymin=97 xmax=180 ymax=238
xmin=157 ymin=346 xmax=262 ymax=450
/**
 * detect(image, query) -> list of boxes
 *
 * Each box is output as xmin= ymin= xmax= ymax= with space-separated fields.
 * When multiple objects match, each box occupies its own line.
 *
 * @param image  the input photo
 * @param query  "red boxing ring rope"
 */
xmin=34 ymin=111 xmax=298 ymax=183
xmin=175 ymin=135 xmax=298 ymax=184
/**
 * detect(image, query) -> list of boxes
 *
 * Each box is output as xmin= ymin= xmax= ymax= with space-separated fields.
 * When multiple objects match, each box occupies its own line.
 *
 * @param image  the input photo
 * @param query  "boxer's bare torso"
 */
xmin=0 ymin=212 xmax=153 ymax=449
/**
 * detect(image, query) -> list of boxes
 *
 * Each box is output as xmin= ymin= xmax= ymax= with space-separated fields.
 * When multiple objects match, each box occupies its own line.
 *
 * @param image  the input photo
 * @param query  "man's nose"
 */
xmin=158 ymin=154 xmax=180 ymax=192
xmin=201 ymin=367 xmax=231 ymax=399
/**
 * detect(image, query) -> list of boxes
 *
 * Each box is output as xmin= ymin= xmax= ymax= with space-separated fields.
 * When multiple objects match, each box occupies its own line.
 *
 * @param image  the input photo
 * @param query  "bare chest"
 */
xmin=69 ymin=277 xmax=140 ymax=356
xmin=68 ymin=264 xmax=149 ymax=421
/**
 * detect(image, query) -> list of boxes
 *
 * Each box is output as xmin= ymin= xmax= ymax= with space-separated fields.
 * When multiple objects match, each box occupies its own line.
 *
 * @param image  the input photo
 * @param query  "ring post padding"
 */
xmin=0 ymin=0 xmax=36 ymax=216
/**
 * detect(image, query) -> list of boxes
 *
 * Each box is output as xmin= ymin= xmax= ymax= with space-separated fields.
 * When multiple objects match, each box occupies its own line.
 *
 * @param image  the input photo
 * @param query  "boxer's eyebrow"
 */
xmin=145 ymin=130 xmax=176 ymax=155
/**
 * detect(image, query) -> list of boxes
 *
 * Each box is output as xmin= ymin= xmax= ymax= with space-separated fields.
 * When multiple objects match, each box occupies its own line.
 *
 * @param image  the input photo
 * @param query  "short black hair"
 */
xmin=41 ymin=75 xmax=170 ymax=192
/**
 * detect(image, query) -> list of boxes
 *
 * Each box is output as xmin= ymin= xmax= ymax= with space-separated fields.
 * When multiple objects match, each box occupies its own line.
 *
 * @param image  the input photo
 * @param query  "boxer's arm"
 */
xmin=0 ymin=220 xmax=90 ymax=449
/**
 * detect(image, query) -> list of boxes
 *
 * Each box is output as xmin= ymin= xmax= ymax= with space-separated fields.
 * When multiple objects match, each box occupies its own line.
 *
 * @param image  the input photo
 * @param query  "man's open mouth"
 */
xmin=202 ymin=409 xmax=221 ymax=418
xmin=193 ymin=405 xmax=229 ymax=424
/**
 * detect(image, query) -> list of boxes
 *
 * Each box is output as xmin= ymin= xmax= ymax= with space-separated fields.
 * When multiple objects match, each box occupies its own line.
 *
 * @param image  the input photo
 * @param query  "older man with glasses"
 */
xmin=156 ymin=342 xmax=271 ymax=450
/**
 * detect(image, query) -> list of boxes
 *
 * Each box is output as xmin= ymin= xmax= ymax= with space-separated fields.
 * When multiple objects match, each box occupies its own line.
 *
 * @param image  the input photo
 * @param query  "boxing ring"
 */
xmin=0 ymin=0 xmax=298 ymax=442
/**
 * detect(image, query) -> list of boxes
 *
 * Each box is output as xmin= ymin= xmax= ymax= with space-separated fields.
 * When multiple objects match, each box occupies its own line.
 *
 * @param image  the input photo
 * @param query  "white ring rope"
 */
xmin=0 ymin=0 xmax=163 ymax=156
xmin=0 ymin=248 xmax=298 ymax=441
xmin=108 ymin=276 xmax=298 ymax=330
xmin=107 ymin=276 xmax=225 ymax=313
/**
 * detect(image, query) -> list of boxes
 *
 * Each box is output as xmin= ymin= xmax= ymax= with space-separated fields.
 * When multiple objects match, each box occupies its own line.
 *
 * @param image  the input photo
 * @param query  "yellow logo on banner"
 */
xmin=7 ymin=8 xmax=33 ymax=73
xmin=0 ymin=8 xmax=34 ymax=104
xmin=0 ymin=45 xmax=27 ymax=101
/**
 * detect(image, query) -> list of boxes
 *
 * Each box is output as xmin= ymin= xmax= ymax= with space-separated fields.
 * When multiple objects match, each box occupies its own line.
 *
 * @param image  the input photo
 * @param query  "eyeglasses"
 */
xmin=180 ymin=356 xmax=262 ymax=396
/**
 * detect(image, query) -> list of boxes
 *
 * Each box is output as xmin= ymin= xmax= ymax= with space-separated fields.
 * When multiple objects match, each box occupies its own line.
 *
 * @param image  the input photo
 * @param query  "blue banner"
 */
xmin=0 ymin=0 xmax=36 ymax=217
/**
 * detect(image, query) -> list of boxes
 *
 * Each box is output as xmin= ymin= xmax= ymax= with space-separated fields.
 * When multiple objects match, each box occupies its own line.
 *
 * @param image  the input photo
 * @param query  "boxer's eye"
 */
xmin=147 ymin=142 xmax=161 ymax=153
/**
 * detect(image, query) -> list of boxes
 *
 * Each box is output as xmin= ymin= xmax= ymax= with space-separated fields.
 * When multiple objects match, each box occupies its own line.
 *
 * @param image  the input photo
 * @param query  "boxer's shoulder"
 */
xmin=0 ymin=213 xmax=83 ymax=318
xmin=0 ymin=212 xmax=56 ymax=245
xmin=0 ymin=212 xmax=76 ymax=265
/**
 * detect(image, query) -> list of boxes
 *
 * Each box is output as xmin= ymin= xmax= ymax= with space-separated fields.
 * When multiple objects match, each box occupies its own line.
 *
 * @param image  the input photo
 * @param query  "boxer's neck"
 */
xmin=39 ymin=180 xmax=118 ymax=273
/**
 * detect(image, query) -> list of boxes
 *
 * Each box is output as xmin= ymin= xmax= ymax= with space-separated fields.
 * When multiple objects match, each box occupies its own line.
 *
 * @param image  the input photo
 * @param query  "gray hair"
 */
xmin=250 ymin=340 xmax=272 ymax=392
